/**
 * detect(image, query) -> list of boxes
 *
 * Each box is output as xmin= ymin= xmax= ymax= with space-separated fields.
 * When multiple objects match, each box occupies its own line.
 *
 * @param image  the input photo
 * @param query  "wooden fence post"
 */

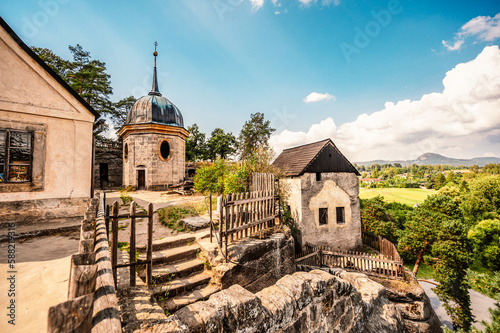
xmin=130 ymin=202 xmax=136 ymax=287
xmin=146 ymin=203 xmax=153 ymax=286
xmin=47 ymin=294 xmax=94 ymax=333
xmin=68 ymin=253 xmax=97 ymax=300
xmin=111 ymin=201 xmax=119 ymax=288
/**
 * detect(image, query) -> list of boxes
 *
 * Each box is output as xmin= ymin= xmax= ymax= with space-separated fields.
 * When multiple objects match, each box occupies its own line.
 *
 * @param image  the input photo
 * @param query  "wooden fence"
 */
xmin=218 ymin=190 xmax=278 ymax=259
xmin=109 ymin=201 xmax=154 ymax=287
xmin=296 ymin=243 xmax=404 ymax=280
xmin=362 ymin=230 xmax=401 ymax=262
xmin=47 ymin=192 xmax=121 ymax=332
xmin=250 ymin=173 xmax=275 ymax=192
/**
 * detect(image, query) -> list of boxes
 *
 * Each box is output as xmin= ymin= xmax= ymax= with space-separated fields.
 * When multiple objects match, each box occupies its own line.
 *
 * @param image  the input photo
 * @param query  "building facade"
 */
xmin=0 ymin=17 xmax=98 ymax=225
xmin=273 ymin=139 xmax=362 ymax=251
xmin=118 ymin=48 xmax=188 ymax=190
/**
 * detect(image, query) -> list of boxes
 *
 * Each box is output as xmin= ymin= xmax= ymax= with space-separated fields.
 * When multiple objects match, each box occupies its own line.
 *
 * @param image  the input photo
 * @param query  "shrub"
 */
xmin=468 ymin=219 xmax=500 ymax=271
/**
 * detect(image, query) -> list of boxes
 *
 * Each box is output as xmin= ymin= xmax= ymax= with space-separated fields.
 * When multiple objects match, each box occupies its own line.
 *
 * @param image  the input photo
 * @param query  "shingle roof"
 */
xmin=272 ymin=138 xmax=360 ymax=176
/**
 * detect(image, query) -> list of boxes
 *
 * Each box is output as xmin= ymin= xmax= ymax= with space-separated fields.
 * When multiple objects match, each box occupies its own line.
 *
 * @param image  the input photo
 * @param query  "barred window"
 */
xmin=0 ymin=129 xmax=33 ymax=183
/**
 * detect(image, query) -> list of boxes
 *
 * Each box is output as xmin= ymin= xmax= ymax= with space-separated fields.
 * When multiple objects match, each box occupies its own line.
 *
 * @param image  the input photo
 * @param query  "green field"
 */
xmin=359 ymin=188 xmax=437 ymax=206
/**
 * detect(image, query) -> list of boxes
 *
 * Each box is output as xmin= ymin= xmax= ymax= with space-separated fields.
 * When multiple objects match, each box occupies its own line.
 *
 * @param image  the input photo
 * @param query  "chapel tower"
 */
xmin=118 ymin=44 xmax=188 ymax=190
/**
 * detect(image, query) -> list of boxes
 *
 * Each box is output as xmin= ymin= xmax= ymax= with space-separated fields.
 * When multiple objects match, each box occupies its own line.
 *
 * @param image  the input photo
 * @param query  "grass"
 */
xmin=158 ymin=202 xmax=206 ymax=233
xmin=359 ymin=188 xmax=437 ymax=206
xmin=404 ymin=263 xmax=436 ymax=280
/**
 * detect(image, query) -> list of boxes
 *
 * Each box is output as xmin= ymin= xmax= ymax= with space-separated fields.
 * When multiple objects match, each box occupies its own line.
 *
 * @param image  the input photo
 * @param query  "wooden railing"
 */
xmin=296 ymin=243 xmax=404 ymax=280
xmin=47 ymin=193 xmax=120 ymax=332
xmin=362 ymin=230 xmax=401 ymax=262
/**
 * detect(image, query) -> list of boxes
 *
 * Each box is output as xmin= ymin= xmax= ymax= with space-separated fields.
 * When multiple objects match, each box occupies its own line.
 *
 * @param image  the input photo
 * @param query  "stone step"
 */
xmin=152 ymin=271 xmax=212 ymax=298
xmin=138 ymin=244 xmax=200 ymax=266
xmin=160 ymin=284 xmax=220 ymax=314
xmin=138 ymin=259 xmax=205 ymax=283
xmin=136 ymin=234 xmax=196 ymax=252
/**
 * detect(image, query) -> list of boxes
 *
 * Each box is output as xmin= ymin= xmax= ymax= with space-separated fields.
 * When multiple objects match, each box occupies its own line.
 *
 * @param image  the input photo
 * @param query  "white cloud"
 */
xmin=271 ymin=46 xmax=500 ymax=161
xmin=250 ymin=0 xmax=264 ymax=11
xmin=275 ymin=11 xmax=280 ymax=15
xmin=442 ymin=39 xmax=464 ymax=51
xmin=272 ymin=0 xmax=281 ymax=6
xmin=303 ymin=92 xmax=336 ymax=103
xmin=298 ymin=0 xmax=315 ymax=6
xmin=443 ymin=12 xmax=500 ymax=51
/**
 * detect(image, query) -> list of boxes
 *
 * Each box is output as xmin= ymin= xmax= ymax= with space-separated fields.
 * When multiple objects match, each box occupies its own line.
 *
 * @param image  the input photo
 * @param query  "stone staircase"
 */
xmin=136 ymin=233 xmax=219 ymax=314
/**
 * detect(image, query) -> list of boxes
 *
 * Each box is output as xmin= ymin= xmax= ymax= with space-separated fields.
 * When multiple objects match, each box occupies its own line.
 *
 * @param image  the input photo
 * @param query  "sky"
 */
xmin=1 ymin=0 xmax=500 ymax=162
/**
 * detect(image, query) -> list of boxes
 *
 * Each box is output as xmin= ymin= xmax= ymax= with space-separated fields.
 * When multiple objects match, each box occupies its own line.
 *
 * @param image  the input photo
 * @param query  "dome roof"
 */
xmin=124 ymin=47 xmax=184 ymax=128
xmin=125 ymin=94 xmax=184 ymax=127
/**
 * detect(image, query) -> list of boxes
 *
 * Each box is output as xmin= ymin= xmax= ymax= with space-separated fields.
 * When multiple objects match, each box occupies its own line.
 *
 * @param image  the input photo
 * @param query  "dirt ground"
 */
xmin=0 ymin=232 xmax=80 ymax=332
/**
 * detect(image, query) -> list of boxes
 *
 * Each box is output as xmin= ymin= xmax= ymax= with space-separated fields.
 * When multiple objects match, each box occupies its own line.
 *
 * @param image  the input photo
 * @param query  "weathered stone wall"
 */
xmin=284 ymin=172 xmax=362 ymax=251
xmin=147 ymin=269 xmax=407 ymax=332
xmin=205 ymin=233 xmax=296 ymax=293
xmin=123 ymin=132 xmax=185 ymax=190
xmin=0 ymin=196 xmax=87 ymax=227
xmin=94 ymin=146 xmax=123 ymax=189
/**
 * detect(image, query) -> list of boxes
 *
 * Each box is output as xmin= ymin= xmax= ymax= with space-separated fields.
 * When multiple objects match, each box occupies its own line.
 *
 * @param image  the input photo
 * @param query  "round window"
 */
xmin=124 ymin=143 xmax=129 ymax=161
xmin=159 ymin=140 xmax=170 ymax=160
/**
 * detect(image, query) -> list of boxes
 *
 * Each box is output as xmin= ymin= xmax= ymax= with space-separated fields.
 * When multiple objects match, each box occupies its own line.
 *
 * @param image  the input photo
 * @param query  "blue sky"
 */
xmin=1 ymin=0 xmax=500 ymax=161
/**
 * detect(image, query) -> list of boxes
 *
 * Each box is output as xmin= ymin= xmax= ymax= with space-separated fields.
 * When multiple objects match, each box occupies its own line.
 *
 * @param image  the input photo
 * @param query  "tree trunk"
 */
xmin=413 ymin=241 xmax=428 ymax=276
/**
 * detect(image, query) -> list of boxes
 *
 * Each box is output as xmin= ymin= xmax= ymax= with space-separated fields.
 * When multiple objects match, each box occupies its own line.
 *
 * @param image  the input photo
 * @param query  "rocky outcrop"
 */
xmin=142 ymin=269 xmax=406 ymax=332
xmin=210 ymin=232 xmax=296 ymax=293
xmin=370 ymin=270 xmax=443 ymax=333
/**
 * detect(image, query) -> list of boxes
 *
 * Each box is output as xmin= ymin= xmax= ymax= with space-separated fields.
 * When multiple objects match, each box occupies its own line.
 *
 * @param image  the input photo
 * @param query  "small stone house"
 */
xmin=272 ymin=139 xmax=362 ymax=251
xmin=0 ymin=17 xmax=98 ymax=224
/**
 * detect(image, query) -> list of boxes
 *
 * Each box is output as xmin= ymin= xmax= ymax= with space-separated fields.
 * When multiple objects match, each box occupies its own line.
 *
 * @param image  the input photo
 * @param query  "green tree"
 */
xmin=433 ymin=218 xmax=473 ymax=331
xmin=32 ymin=45 xmax=114 ymax=118
xmin=460 ymin=175 xmax=500 ymax=224
xmin=468 ymin=219 xmax=500 ymax=271
xmin=207 ymin=128 xmax=237 ymax=160
xmin=398 ymin=194 xmax=462 ymax=275
xmin=360 ymin=196 xmax=399 ymax=243
xmin=238 ymin=112 xmax=275 ymax=160
xmin=109 ymin=96 xmax=136 ymax=129
xmin=434 ymin=173 xmax=446 ymax=190
xmin=185 ymin=124 xmax=208 ymax=162
xmin=31 ymin=47 xmax=70 ymax=79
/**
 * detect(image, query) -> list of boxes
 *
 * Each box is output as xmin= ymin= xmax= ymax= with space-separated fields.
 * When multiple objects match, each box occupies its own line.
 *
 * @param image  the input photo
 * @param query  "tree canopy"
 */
xmin=238 ymin=112 xmax=275 ymax=160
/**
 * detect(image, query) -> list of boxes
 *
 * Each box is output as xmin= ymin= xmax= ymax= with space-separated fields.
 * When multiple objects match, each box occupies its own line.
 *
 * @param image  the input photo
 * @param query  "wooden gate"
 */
xmin=215 ymin=173 xmax=279 ymax=260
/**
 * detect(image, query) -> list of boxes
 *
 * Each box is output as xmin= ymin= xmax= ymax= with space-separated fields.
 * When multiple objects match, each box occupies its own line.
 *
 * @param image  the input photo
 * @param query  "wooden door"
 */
xmin=137 ymin=170 xmax=145 ymax=190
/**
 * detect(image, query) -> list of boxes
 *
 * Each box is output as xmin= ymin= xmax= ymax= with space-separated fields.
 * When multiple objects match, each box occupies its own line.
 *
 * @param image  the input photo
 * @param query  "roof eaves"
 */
xmin=0 ymin=16 xmax=100 ymax=119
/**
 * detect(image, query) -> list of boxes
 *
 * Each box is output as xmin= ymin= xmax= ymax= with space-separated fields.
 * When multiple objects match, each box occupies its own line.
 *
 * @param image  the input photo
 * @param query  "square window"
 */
xmin=319 ymin=208 xmax=328 ymax=225
xmin=336 ymin=207 xmax=345 ymax=224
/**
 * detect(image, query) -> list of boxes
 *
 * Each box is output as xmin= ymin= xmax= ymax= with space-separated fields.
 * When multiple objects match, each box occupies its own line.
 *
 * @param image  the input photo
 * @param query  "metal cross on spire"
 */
xmin=149 ymin=41 xmax=161 ymax=96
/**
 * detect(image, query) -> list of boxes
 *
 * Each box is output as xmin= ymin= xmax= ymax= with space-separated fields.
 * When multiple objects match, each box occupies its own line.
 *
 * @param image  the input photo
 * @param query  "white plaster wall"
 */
xmin=0 ymin=26 xmax=95 ymax=203
xmin=300 ymin=173 xmax=362 ymax=251
xmin=280 ymin=178 xmax=302 ymax=223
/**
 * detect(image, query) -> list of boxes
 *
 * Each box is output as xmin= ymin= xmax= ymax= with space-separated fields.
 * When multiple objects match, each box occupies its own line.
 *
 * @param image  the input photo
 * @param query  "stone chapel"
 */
xmin=118 ymin=47 xmax=189 ymax=190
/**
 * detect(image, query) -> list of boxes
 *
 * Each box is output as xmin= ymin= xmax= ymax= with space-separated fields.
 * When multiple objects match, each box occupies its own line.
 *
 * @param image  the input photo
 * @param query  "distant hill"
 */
xmin=355 ymin=153 xmax=500 ymax=167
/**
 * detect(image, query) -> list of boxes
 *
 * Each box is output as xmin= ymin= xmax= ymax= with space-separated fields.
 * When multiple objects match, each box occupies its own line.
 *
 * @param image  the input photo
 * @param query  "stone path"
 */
xmin=419 ymin=280 xmax=497 ymax=330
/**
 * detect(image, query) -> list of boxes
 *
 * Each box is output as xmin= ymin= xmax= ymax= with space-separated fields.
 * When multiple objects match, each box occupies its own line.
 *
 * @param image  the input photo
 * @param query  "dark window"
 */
xmin=124 ymin=143 xmax=128 ymax=161
xmin=0 ymin=129 xmax=33 ymax=183
xmin=336 ymin=207 xmax=345 ymax=224
xmin=159 ymin=140 xmax=170 ymax=160
xmin=319 ymin=208 xmax=328 ymax=225
xmin=316 ymin=172 xmax=321 ymax=181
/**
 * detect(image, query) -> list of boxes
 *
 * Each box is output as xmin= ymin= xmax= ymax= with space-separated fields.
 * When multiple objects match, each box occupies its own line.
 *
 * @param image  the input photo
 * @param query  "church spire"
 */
xmin=149 ymin=41 xmax=161 ymax=96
